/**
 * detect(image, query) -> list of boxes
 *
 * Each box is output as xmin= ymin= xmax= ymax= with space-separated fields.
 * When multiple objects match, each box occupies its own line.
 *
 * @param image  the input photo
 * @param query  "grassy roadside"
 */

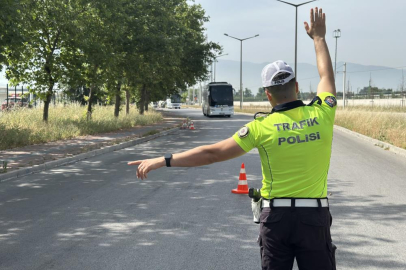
xmin=335 ymin=107 xmax=406 ymax=149
xmin=184 ymin=104 xmax=406 ymax=150
xmin=0 ymin=104 xmax=163 ymax=150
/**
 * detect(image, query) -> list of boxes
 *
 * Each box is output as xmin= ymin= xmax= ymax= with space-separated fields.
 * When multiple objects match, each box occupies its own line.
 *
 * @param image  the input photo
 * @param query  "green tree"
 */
xmin=129 ymin=0 xmax=220 ymax=114
xmin=64 ymin=0 xmax=121 ymax=119
xmin=3 ymin=0 xmax=84 ymax=122
xmin=256 ymin=87 xmax=267 ymax=100
xmin=2 ymin=0 xmax=220 ymax=119
xmin=0 ymin=0 xmax=24 ymax=69
xmin=244 ymin=88 xmax=253 ymax=98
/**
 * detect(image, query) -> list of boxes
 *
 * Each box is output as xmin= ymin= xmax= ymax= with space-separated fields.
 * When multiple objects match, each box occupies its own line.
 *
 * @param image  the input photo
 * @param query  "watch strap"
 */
xmin=165 ymin=154 xmax=172 ymax=167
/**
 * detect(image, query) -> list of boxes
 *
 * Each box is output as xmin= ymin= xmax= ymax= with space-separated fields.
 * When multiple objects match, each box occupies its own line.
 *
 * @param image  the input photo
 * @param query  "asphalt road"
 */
xmin=1 ymin=108 xmax=405 ymax=270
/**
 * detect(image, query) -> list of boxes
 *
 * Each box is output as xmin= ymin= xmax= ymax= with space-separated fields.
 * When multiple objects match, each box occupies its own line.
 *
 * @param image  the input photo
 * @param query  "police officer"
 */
xmin=129 ymin=7 xmax=336 ymax=270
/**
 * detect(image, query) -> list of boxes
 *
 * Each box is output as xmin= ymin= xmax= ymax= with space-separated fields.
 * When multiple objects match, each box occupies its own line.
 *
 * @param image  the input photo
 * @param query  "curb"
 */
xmin=334 ymin=125 xmax=406 ymax=159
xmin=0 ymin=127 xmax=179 ymax=183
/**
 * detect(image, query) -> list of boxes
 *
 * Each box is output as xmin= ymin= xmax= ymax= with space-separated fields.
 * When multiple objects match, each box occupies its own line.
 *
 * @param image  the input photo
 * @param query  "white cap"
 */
xmin=261 ymin=60 xmax=295 ymax=87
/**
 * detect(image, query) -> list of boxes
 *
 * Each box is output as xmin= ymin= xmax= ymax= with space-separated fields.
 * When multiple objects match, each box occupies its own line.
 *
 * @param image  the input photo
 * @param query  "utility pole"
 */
xmin=224 ymin=33 xmax=259 ymax=109
xmin=342 ymin=63 xmax=346 ymax=108
xmin=401 ymin=69 xmax=405 ymax=107
xmin=199 ymin=82 xmax=203 ymax=105
xmin=369 ymin=73 xmax=374 ymax=107
xmin=333 ymin=29 xmax=341 ymax=81
xmin=6 ymin=84 xmax=9 ymax=108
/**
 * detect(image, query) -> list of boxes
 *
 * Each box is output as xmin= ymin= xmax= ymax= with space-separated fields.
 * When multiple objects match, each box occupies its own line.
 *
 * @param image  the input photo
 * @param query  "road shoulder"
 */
xmin=0 ymin=112 xmax=183 ymax=182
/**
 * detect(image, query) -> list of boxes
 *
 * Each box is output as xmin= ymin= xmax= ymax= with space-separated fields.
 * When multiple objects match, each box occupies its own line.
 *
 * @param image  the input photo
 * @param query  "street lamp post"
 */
xmin=333 ymin=29 xmax=341 ymax=81
xmin=276 ymin=0 xmax=316 ymax=79
xmin=224 ymin=34 xmax=259 ymax=109
xmin=213 ymin=54 xmax=228 ymax=82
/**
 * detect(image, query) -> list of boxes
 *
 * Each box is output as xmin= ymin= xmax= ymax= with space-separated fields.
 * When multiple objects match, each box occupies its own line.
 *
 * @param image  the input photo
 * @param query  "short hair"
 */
xmin=265 ymin=76 xmax=296 ymax=101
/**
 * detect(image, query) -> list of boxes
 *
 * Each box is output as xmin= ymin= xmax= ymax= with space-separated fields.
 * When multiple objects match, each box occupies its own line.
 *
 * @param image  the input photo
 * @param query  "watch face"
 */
xmin=165 ymin=153 xmax=172 ymax=159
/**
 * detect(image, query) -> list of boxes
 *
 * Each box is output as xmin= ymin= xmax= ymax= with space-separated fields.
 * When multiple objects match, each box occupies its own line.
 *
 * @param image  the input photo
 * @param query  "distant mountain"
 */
xmin=214 ymin=60 xmax=404 ymax=95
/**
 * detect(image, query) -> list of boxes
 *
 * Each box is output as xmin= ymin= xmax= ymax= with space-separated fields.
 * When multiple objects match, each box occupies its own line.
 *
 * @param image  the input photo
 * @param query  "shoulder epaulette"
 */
xmin=254 ymin=112 xmax=271 ymax=120
xmin=307 ymin=96 xmax=322 ymax=106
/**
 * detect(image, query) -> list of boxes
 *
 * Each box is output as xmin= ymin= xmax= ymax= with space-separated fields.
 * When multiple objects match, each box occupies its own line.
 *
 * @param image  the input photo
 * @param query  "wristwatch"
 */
xmin=164 ymin=153 xmax=173 ymax=167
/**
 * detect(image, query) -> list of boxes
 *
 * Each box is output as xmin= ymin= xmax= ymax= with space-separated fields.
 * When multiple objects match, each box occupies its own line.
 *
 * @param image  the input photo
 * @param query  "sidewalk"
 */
xmin=0 ymin=110 xmax=184 ymax=181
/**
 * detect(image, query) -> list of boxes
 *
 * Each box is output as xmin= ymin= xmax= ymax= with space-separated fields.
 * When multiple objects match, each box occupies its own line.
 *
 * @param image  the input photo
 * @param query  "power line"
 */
xmin=336 ymin=64 xmax=344 ymax=70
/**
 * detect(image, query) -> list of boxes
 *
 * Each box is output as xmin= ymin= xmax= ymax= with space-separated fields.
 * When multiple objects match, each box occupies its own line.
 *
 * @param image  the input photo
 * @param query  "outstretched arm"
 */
xmin=128 ymin=137 xmax=246 ymax=180
xmin=304 ymin=7 xmax=336 ymax=96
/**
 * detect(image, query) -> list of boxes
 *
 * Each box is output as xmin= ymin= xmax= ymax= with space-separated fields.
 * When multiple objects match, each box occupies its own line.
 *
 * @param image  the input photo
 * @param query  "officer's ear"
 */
xmin=295 ymin=82 xmax=299 ymax=94
xmin=265 ymin=88 xmax=273 ymax=102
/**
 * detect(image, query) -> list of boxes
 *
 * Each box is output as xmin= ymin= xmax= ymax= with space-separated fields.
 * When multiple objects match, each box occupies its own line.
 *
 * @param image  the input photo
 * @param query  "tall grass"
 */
xmin=337 ymin=105 xmax=406 ymax=113
xmin=335 ymin=108 xmax=406 ymax=149
xmin=0 ymin=104 xmax=163 ymax=150
xmin=234 ymin=105 xmax=272 ymax=114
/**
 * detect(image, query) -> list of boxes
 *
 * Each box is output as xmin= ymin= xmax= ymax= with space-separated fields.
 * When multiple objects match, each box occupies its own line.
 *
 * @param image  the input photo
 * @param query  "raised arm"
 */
xmin=304 ymin=7 xmax=336 ymax=96
xmin=128 ymin=137 xmax=246 ymax=180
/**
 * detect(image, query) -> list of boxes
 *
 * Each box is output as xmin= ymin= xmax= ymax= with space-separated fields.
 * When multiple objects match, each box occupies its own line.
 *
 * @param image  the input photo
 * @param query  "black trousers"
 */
xmin=258 ymin=206 xmax=336 ymax=270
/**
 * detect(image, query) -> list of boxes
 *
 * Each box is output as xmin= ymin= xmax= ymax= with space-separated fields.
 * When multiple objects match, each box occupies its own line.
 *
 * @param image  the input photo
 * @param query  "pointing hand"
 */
xmin=128 ymin=157 xmax=165 ymax=180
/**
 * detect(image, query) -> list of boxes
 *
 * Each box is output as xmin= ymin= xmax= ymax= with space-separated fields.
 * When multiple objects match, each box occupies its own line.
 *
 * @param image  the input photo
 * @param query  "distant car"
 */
xmin=1 ymin=97 xmax=30 ymax=111
xmin=159 ymin=101 xmax=166 ymax=108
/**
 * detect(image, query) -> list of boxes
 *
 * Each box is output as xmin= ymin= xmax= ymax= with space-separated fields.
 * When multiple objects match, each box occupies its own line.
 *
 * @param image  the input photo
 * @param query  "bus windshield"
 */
xmin=170 ymin=95 xmax=181 ymax=103
xmin=209 ymin=86 xmax=233 ymax=106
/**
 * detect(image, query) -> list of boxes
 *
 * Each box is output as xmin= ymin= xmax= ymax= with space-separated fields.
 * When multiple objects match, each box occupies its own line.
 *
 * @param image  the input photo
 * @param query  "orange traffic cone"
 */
xmin=231 ymin=163 xmax=249 ymax=194
xmin=189 ymin=121 xmax=195 ymax=130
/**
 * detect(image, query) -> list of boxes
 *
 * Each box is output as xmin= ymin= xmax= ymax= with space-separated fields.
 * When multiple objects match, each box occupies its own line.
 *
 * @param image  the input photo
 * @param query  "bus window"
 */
xmin=171 ymin=95 xmax=181 ymax=103
xmin=209 ymin=86 xmax=233 ymax=106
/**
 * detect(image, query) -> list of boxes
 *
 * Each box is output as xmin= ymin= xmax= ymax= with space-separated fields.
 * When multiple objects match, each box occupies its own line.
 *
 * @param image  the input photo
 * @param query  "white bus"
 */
xmin=166 ymin=94 xmax=181 ymax=109
xmin=202 ymin=82 xmax=234 ymax=117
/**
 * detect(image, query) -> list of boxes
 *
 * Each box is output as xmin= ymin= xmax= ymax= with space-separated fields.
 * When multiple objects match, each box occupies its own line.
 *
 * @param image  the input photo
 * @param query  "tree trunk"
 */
xmin=144 ymin=90 xmax=149 ymax=112
xmin=125 ymin=89 xmax=130 ymax=115
xmin=43 ymin=91 xmax=53 ymax=122
xmin=138 ymin=84 xmax=146 ymax=115
xmin=114 ymin=82 xmax=121 ymax=117
xmin=87 ymin=85 xmax=93 ymax=121
xmin=42 ymin=32 xmax=59 ymax=122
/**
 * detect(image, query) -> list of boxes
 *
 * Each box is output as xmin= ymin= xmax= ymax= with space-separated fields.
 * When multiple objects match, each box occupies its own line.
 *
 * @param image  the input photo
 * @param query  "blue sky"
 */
xmin=195 ymin=0 xmax=406 ymax=68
